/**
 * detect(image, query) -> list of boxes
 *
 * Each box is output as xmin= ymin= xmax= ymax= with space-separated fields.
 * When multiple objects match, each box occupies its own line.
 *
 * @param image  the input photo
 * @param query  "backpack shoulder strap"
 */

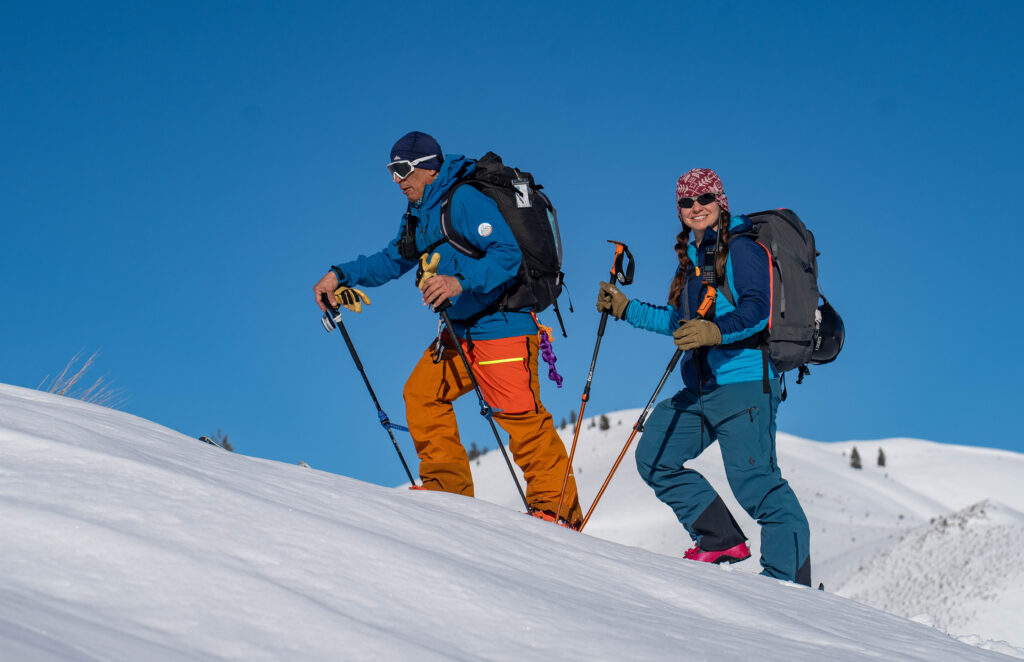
xmin=681 ymin=269 xmax=692 ymax=320
xmin=438 ymin=181 xmax=486 ymax=259
xmin=717 ymin=219 xmax=768 ymax=307
xmin=717 ymin=238 xmax=740 ymax=307
xmin=718 ymin=279 xmax=736 ymax=307
xmin=717 ymin=230 xmax=773 ymax=394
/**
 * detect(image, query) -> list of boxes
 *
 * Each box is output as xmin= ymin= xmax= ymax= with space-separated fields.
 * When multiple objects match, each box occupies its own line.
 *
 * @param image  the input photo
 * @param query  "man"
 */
xmin=314 ymin=131 xmax=582 ymax=527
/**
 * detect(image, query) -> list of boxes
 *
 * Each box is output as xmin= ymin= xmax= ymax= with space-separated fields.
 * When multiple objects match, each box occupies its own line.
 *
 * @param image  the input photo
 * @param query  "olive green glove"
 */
xmin=596 ymin=281 xmax=630 ymax=320
xmin=673 ymin=319 xmax=722 ymax=350
xmin=416 ymin=252 xmax=441 ymax=291
xmin=332 ymin=285 xmax=371 ymax=313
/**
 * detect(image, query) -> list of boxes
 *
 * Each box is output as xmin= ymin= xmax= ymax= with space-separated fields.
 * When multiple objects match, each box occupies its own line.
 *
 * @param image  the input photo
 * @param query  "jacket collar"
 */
xmin=688 ymin=213 xmax=752 ymax=250
xmin=410 ymin=154 xmax=474 ymax=211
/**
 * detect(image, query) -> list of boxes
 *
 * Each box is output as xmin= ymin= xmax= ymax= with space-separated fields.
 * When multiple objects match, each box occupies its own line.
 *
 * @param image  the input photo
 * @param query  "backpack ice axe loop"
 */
xmin=320 ymin=294 xmax=417 ymax=487
xmin=554 ymin=240 xmax=635 ymax=525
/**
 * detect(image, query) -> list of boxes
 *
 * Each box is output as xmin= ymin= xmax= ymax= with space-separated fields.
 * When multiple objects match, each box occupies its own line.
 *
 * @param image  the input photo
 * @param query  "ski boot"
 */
xmin=684 ymin=541 xmax=751 ymax=564
xmin=529 ymin=509 xmax=581 ymax=531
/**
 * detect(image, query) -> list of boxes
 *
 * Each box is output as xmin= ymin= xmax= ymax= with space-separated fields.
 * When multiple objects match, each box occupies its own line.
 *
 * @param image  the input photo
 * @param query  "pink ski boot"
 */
xmin=684 ymin=541 xmax=752 ymax=564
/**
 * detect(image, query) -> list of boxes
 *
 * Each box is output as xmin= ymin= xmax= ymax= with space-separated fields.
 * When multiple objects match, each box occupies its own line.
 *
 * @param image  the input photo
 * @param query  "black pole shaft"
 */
xmin=332 ymin=311 xmax=417 ymax=486
xmin=635 ymin=348 xmax=683 ymax=433
xmin=555 ymin=243 xmax=632 ymax=522
xmin=583 ymin=311 xmax=609 ymax=400
xmin=437 ymin=306 xmax=530 ymax=512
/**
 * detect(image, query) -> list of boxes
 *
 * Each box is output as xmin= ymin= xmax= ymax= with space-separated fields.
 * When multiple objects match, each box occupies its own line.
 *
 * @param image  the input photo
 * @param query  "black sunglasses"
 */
xmin=677 ymin=193 xmax=718 ymax=209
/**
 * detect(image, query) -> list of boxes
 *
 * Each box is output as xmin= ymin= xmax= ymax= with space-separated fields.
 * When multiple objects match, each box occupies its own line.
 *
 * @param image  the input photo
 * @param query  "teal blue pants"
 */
xmin=635 ymin=380 xmax=811 ymax=585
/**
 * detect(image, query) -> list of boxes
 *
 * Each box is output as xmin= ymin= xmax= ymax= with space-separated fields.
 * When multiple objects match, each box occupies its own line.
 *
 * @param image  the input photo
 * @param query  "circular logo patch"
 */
xmin=478 ymin=223 xmax=493 ymax=237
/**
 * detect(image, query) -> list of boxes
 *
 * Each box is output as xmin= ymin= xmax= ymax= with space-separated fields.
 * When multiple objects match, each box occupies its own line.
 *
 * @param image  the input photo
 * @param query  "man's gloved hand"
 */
xmin=332 ymin=285 xmax=371 ymax=313
xmin=416 ymin=252 xmax=463 ymax=309
xmin=673 ymin=319 xmax=722 ymax=350
xmin=416 ymin=252 xmax=441 ymax=290
xmin=596 ymin=281 xmax=630 ymax=320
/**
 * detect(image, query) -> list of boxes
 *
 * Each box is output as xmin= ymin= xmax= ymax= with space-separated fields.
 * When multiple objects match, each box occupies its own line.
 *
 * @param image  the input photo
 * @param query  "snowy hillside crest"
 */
xmin=840 ymin=500 xmax=1024 ymax=637
xmin=1 ymin=384 xmax=1022 ymax=661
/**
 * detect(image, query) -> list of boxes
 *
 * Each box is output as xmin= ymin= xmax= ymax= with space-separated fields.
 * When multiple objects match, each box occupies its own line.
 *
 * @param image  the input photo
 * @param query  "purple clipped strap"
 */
xmin=538 ymin=328 xmax=564 ymax=388
xmin=529 ymin=311 xmax=564 ymax=388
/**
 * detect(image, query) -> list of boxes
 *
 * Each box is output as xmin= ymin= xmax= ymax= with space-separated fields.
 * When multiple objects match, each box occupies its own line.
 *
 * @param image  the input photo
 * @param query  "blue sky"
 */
xmin=2 ymin=1 xmax=1022 ymax=488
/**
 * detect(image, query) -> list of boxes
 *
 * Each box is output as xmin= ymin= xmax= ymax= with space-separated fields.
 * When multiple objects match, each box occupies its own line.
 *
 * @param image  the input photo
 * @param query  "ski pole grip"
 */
xmin=607 ymin=240 xmax=635 ymax=286
xmin=433 ymin=299 xmax=452 ymax=313
xmin=320 ymin=293 xmax=340 ymax=331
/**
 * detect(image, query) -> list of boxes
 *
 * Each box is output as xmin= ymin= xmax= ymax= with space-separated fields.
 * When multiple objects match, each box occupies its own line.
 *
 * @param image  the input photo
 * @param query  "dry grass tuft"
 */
xmin=39 ymin=350 xmax=127 ymax=409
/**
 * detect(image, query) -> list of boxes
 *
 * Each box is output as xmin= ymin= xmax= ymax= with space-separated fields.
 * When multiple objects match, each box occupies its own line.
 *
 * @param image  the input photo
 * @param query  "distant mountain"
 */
xmin=473 ymin=410 xmax=1024 ymax=649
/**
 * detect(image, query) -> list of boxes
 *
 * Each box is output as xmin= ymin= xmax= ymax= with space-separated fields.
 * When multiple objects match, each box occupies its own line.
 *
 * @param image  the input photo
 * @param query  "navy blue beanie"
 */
xmin=389 ymin=131 xmax=443 ymax=171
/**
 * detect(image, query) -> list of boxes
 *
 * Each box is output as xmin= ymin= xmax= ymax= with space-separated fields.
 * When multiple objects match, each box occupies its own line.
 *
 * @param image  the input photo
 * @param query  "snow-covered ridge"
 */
xmin=840 ymin=500 xmax=1024 ymax=639
xmin=473 ymin=411 xmax=1024 ymax=653
xmin=0 ymin=384 xmax=1021 ymax=660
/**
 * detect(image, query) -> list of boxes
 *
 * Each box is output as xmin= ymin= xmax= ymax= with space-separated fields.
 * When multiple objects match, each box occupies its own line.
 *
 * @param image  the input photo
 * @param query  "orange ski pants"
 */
xmin=403 ymin=334 xmax=582 ymax=525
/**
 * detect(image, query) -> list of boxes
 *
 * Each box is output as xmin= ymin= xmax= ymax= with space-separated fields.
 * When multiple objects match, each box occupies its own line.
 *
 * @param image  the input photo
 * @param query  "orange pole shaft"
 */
xmin=579 ymin=347 xmax=683 ymax=531
xmin=579 ymin=425 xmax=640 ymax=531
xmin=555 ymin=394 xmax=589 ymax=522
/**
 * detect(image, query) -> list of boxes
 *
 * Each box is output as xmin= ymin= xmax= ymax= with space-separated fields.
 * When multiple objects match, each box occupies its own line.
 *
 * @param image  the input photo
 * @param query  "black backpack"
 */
xmin=438 ymin=152 xmax=567 ymax=332
xmin=719 ymin=208 xmax=844 ymax=388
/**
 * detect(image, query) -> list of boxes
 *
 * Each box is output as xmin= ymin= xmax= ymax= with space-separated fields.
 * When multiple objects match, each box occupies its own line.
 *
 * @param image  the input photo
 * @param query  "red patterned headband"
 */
xmin=676 ymin=168 xmax=729 ymax=212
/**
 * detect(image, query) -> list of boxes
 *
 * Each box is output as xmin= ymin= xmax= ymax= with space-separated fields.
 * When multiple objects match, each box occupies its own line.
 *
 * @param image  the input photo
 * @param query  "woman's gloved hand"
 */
xmin=596 ymin=281 xmax=630 ymax=320
xmin=673 ymin=319 xmax=722 ymax=350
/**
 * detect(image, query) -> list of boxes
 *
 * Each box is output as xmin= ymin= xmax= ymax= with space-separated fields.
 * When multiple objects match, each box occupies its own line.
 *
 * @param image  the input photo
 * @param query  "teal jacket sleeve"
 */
xmin=623 ymin=299 xmax=683 ymax=336
xmin=447 ymin=187 xmax=522 ymax=294
xmin=333 ymin=218 xmax=417 ymax=287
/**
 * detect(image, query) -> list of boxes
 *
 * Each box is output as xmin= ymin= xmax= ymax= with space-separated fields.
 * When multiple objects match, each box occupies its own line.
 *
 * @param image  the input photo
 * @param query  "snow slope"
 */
xmin=1 ymin=383 xmax=1020 ymax=660
xmin=473 ymin=412 xmax=1024 ymax=650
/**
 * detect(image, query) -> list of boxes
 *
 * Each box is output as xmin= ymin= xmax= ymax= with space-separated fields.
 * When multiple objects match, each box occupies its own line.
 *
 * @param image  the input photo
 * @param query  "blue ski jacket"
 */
xmin=332 ymin=155 xmax=537 ymax=340
xmin=624 ymin=214 xmax=778 ymax=390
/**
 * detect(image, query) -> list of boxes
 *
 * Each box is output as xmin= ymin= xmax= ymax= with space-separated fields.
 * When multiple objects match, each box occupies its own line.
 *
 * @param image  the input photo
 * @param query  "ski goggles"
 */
xmin=677 ymin=192 xmax=719 ymax=209
xmin=386 ymin=154 xmax=439 ymax=180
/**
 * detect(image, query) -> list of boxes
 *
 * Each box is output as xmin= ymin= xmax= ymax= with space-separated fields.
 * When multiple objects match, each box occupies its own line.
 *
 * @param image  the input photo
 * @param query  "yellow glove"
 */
xmin=332 ymin=286 xmax=371 ymax=313
xmin=673 ymin=319 xmax=722 ymax=350
xmin=416 ymin=252 xmax=441 ymax=291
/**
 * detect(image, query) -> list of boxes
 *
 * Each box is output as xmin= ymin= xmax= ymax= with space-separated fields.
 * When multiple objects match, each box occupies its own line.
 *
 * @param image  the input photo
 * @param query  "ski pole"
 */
xmin=320 ymin=294 xmax=417 ymax=487
xmin=434 ymin=299 xmax=531 ymax=513
xmin=579 ymin=346 xmax=683 ymax=531
xmin=555 ymin=240 xmax=634 ymax=523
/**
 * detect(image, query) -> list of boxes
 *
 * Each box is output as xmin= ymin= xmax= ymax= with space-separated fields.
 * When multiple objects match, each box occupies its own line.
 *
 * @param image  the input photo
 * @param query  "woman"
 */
xmin=596 ymin=168 xmax=811 ymax=585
